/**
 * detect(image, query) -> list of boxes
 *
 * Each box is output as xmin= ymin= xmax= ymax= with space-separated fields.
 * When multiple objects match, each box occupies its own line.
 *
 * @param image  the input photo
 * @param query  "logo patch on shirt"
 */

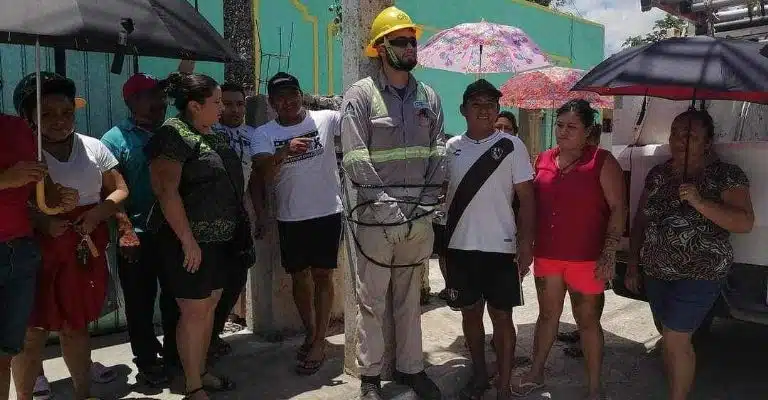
xmin=491 ymin=146 xmax=505 ymax=161
xmin=413 ymin=100 xmax=428 ymax=109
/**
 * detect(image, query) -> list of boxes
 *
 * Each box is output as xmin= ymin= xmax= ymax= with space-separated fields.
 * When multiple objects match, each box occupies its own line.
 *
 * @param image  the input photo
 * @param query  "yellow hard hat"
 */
xmin=365 ymin=6 xmax=423 ymax=58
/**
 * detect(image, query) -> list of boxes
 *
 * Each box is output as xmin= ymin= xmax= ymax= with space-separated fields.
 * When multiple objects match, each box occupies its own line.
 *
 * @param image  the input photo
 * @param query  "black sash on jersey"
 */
xmin=446 ymin=137 xmax=516 ymax=244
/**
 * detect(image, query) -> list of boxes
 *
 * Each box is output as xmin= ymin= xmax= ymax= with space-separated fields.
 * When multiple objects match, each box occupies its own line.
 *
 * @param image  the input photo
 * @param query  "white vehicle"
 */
xmin=607 ymin=0 xmax=768 ymax=335
xmin=610 ymin=94 xmax=768 ymax=332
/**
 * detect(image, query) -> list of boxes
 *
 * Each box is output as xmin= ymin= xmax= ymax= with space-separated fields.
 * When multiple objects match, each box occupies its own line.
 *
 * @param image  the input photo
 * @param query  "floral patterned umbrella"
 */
xmin=500 ymin=66 xmax=615 ymax=109
xmin=417 ymin=21 xmax=551 ymax=74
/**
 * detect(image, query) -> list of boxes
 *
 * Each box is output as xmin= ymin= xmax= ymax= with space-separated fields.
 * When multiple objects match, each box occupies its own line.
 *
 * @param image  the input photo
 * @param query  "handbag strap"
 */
xmin=208 ymin=141 xmax=249 ymax=219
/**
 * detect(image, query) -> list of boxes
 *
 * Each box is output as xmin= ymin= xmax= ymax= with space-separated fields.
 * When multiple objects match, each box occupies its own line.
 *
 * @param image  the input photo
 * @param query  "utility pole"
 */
xmin=340 ymin=0 xmax=395 ymax=378
xmin=223 ymin=0 xmax=256 ymax=87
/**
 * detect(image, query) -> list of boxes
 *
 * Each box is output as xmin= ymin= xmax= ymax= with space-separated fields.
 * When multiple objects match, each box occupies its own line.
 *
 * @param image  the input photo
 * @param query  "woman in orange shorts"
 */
xmin=10 ymin=72 xmax=128 ymax=400
xmin=512 ymin=100 xmax=625 ymax=399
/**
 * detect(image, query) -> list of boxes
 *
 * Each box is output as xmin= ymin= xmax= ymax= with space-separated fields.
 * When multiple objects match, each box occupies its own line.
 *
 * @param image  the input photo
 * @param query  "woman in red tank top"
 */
xmin=512 ymin=100 xmax=626 ymax=399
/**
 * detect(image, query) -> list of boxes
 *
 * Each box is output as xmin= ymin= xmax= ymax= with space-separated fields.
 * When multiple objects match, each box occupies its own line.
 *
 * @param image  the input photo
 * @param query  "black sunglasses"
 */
xmin=387 ymin=36 xmax=418 ymax=48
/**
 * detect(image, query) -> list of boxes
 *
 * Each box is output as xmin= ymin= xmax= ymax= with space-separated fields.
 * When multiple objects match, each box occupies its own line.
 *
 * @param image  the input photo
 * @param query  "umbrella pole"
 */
xmin=35 ymin=38 xmax=42 ymax=162
xmin=682 ymin=96 xmax=697 ymax=180
xmin=477 ymin=44 xmax=483 ymax=79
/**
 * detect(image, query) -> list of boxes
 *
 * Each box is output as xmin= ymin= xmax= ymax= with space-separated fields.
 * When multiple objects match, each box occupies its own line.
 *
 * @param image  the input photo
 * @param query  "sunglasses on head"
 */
xmin=387 ymin=36 xmax=418 ymax=48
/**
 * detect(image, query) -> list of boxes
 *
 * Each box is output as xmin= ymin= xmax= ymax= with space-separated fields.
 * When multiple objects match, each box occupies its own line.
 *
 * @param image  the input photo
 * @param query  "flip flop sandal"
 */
xmin=510 ymin=378 xmax=544 ymax=397
xmin=296 ymin=343 xmax=311 ymax=361
xmin=564 ymin=346 xmax=584 ymax=358
xmin=556 ymin=331 xmax=581 ymax=344
xmin=90 ymin=362 xmax=117 ymax=384
xmin=33 ymin=375 xmax=52 ymax=400
xmin=459 ymin=377 xmax=491 ymax=400
xmin=295 ymin=354 xmax=326 ymax=376
xmin=182 ymin=387 xmax=205 ymax=400
xmin=201 ymin=371 xmax=236 ymax=393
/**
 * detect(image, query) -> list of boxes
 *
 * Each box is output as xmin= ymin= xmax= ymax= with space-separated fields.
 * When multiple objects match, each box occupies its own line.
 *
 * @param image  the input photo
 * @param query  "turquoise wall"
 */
xmin=256 ymin=0 xmax=344 ymax=96
xmin=256 ymin=0 xmax=604 ymax=136
xmin=0 ymin=0 xmax=224 ymax=138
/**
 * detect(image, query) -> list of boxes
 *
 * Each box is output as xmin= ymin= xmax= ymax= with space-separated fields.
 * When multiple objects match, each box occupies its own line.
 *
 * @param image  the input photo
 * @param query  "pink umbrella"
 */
xmin=417 ymin=21 xmax=551 ymax=74
xmin=500 ymin=66 xmax=614 ymax=109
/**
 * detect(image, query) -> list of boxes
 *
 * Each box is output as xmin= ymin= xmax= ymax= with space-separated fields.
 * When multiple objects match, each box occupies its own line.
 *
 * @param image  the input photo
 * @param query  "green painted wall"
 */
xmin=256 ymin=0 xmax=604 ymax=136
xmin=0 ymin=0 xmax=224 ymax=138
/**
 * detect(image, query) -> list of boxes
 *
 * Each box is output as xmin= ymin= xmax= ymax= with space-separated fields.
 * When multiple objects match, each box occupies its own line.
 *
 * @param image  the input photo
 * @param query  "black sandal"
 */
xmin=295 ymin=354 xmax=326 ymax=375
xmin=183 ymin=387 xmax=205 ymax=400
xmin=201 ymin=371 xmax=236 ymax=392
xmin=296 ymin=343 xmax=311 ymax=361
xmin=459 ymin=376 xmax=491 ymax=400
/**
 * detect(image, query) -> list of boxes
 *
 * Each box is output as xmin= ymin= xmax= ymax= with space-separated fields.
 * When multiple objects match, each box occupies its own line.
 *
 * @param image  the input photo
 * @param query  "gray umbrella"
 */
xmin=0 ymin=0 xmax=240 ymax=62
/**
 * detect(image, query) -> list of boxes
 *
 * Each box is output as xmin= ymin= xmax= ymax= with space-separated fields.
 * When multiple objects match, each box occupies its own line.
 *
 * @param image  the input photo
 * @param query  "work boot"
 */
xmin=393 ymin=370 xmax=442 ymax=399
xmin=360 ymin=375 xmax=383 ymax=400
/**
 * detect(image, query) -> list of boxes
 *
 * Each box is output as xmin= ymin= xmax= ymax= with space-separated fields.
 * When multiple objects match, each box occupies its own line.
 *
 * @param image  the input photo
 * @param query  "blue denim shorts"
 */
xmin=644 ymin=275 xmax=723 ymax=334
xmin=0 ymin=237 xmax=40 ymax=355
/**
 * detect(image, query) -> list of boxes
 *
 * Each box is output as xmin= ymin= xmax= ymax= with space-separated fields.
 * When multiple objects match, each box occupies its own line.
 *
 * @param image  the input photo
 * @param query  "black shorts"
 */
xmin=157 ymin=229 xmax=230 ymax=300
xmin=445 ymin=248 xmax=522 ymax=312
xmin=277 ymin=213 xmax=342 ymax=273
xmin=432 ymin=223 xmax=447 ymax=257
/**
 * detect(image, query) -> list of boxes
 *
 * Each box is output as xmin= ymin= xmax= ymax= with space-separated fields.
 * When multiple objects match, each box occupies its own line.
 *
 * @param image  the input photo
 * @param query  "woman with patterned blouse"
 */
xmin=146 ymin=72 xmax=244 ymax=400
xmin=626 ymin=109 xmax=754 ymax=400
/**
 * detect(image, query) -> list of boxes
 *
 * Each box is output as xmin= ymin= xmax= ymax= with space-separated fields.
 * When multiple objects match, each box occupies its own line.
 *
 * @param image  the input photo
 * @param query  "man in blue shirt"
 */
xmin=101 ymin=73 xmax=174 ymax=386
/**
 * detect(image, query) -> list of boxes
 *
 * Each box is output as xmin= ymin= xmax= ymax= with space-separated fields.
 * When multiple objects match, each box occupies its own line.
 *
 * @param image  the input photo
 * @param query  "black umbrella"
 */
xmin=0 ymin=0 xmax=240 ymax=214
xmin=572 ymin=36 xmax=768 ymax=104
xmin=0 ymin=0 xmax=240 ymax=62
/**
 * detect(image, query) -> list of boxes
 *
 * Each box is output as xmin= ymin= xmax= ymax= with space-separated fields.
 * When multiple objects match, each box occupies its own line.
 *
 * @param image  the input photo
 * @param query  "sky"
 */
xmin=557 ymin=0 xmax=667 ymax=57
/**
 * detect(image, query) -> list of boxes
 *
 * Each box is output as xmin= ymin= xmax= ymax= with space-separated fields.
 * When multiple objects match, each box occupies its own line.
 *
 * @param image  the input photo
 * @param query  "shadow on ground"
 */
xmin=204 ymin=334 xmax=348 ymax=399
xmin=30 ymin=287 xmax=768 ymax=400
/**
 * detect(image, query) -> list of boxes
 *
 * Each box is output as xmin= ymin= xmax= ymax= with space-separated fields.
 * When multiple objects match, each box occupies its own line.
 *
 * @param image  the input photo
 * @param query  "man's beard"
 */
xmin=384 ymin=47 xmax=417 ymax=72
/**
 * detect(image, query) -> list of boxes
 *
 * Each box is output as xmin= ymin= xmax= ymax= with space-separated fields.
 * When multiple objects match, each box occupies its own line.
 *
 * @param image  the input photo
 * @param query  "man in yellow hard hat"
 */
xmin=340 ymin=6 xmax=444 ymax=400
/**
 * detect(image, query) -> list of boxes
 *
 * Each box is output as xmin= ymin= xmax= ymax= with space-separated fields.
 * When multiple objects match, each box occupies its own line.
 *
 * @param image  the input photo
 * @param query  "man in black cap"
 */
xmin=250 ymin=72 xmax=343 ymax=375
xmin=443 ymin=79 xmax=535 ymax=400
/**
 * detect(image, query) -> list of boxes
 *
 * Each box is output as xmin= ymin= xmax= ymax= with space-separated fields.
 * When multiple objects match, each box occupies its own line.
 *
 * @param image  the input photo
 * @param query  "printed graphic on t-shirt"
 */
xmin=274 ymin=130 xmax=324 ymax=164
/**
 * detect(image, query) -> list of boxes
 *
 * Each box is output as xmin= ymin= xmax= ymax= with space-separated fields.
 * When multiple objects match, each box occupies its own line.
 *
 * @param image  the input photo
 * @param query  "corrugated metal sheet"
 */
xmin=0 ymin=46 xmax=139 ymax=138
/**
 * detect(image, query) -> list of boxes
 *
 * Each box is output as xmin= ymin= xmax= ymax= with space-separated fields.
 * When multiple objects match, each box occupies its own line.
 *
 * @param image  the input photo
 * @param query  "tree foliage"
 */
xmin=622 ymin=14 xmax=688 ymax=49
xmin=526 ymin=0 xmax=567 ymax=7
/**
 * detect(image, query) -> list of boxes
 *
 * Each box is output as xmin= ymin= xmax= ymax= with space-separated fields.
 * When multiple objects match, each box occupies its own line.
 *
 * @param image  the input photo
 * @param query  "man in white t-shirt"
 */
xmin=444 ymin=79 xmax=535 ymax=400
xmin=250 ymin=73 xmax=342 ymax=375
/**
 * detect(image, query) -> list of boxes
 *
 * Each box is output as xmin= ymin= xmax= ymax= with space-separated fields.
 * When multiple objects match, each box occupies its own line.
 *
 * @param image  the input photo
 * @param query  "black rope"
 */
xmin=340 ymin=168 xmax=440 ymax=269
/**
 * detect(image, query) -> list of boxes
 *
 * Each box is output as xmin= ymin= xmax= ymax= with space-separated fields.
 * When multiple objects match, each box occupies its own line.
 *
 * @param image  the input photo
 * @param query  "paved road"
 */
xmin=13 ymin=260 xmax=768 ymax=399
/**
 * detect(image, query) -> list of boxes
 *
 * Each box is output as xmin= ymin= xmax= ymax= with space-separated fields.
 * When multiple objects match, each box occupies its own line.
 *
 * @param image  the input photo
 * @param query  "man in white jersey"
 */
xmin=444 ymin=79 xmax=535 ymax=400
xmin=210 ymin=82 xmax=259 ymax=357
xmin=251 ymin=72 xmax=342 ymax=375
